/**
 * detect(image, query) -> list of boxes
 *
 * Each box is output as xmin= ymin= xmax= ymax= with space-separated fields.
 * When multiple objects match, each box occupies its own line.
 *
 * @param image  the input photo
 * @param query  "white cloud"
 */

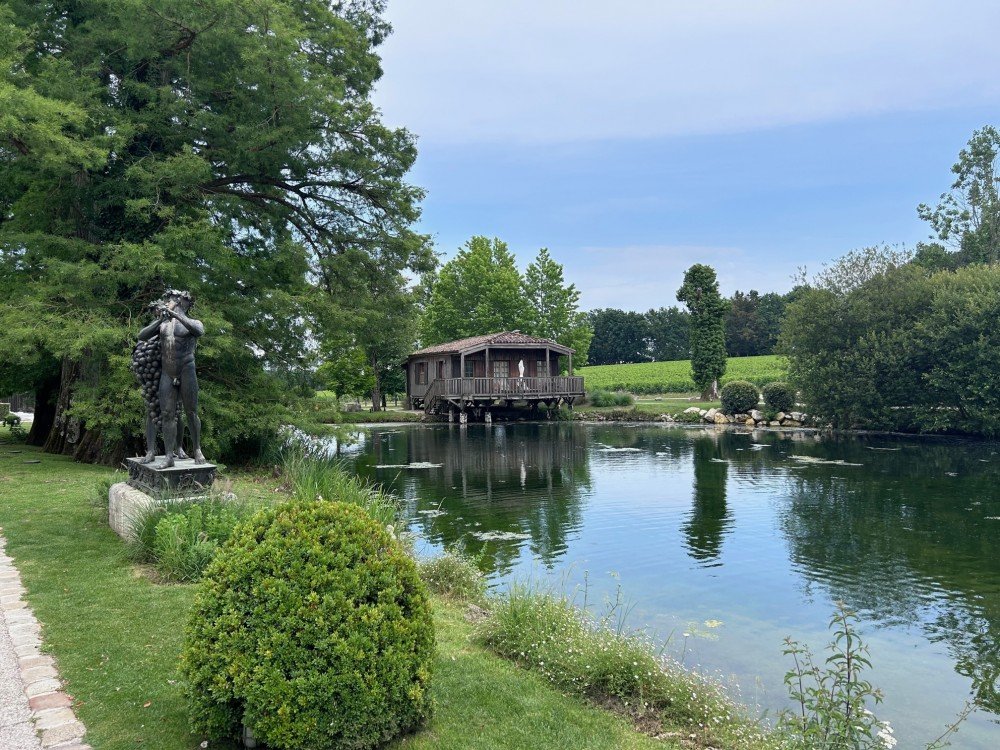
xmin=549 ymin=244 xmax=803 ymax=311
xmin=375 ymin=0 xmax=1000 ymax=143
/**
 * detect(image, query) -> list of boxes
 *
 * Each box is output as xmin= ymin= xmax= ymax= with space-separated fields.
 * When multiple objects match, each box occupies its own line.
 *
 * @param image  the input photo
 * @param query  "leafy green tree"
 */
xmin=724 ymin=290 xmax=789 ymax=357
xmin=316 ymin=347 xmax=373 ymax=404
xmin=319 ymin=235 xmax=434 ymax=410
xmin=522 ymin=249 xmax=592 ymax=367
xmin=918 ymin=125 xmax=1000 ymax=265
xmin=585 ymin=309 xmax=649 ymax=365
xmin=644 ymin=307 xmax=689 ymax=361
xmin=780 ymin=249 xmax=930 ymax=429
xmin=911 ymin=265 xmax=1000 ymax=436
xmin=677 ymin=265 xmax=727 ymax=400
xmin=420 ymin=236 xmax=528 ymax=344
xmin=0 ymin=1 xmax=423 ymax=462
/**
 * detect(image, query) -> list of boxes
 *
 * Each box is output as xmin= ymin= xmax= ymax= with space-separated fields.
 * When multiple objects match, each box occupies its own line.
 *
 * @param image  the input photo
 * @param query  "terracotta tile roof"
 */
xmin=410 ymin=331 xmax=572 ymax=357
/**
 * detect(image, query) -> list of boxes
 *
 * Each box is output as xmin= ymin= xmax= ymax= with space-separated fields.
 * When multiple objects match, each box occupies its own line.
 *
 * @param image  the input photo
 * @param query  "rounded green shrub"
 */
xmin=761 ymin=381 xmax=796 ymax=412
xmin=720 ymin=380 xmax=759 ymax=414
xmin=182 ymin=500 xmax=434 ymax=750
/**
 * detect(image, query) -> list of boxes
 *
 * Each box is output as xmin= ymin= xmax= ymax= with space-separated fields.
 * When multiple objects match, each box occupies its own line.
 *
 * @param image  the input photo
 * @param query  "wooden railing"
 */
xmin=430 ymin=376 xmax=584 ymax=399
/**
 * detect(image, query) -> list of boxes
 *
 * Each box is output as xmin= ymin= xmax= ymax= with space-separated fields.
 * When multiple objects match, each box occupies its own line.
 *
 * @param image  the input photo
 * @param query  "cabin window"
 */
xmin=536 ymin=359 xmax=549 ymax=377
xmin=492 ymin=360 xmax=509 ymax=378
xmin=416 ymin=363 xmax=427 ymax=385
xmin=436 ymin=361 xmax=445 ymax=380
xmin=464 ymin=359 xmax=475 ymax=377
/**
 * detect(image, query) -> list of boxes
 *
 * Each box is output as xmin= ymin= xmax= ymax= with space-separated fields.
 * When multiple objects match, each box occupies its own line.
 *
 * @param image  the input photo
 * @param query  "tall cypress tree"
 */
xmin=677 ymin=264 xmax=728 ymax=400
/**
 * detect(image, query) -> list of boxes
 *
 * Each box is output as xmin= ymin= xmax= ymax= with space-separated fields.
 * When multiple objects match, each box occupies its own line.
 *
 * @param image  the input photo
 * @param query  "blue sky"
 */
xmin=373 ymin=1 xmax=1000 ymax=311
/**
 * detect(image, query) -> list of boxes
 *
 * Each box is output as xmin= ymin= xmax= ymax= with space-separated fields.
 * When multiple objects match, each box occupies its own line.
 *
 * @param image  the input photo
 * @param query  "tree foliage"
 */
xmin=918 ymin=125 xmax=1000 ymax=265
xmin=0 ymin=0 xmax=425 ymax=461
xmin=420 ymin=239 xmax=590 ymax=366
xmin=522 ymin=248 xmax=592 ymax=365
xmin=725 ymin=290 xmax=789 ymax=357
xmin=421 ymin=236 xmax=527 ymax=344
xmin=644 ymin=307 xmax=690 ymax=361
xmin=677 ymin=264 xmax=727 ymax=399
xmin=585 ymin=309 xmax=649 ymax=365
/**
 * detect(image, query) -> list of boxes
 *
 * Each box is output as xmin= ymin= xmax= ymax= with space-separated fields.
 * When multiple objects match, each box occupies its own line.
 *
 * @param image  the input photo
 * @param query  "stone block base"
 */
xmin=108 ymin=482 xmax=157 ymax=542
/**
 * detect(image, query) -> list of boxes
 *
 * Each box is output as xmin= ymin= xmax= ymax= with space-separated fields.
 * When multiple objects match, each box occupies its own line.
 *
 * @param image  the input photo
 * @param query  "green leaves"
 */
xmin=677 ymin=264 xmax=727 ymax=398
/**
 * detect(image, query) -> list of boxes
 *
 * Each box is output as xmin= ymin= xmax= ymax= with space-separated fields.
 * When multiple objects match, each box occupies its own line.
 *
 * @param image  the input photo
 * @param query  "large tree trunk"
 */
xmin=26 ymin=372 xmax=60 ymax=447
xmin=43 ymin=358 xmax=83 ymax=455
xmin=41 ymin=356 xmax=128 ymax=465
xmin=700 ymin=379 xmax=719 ymax=401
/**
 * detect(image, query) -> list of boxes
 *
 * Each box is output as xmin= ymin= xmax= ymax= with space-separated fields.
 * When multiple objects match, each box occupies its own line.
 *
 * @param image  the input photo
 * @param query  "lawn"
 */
xmin=0 ymin=439 xmax=673 ymax=750
xmin=579 ymin=354 xmax=787 ymax=394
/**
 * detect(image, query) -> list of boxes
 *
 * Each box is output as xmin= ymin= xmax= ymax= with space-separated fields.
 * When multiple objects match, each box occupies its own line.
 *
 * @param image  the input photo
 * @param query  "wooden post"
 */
xmin=460 ymin=353 xmax=465 ymax=395
xmin=568 ymin=352 xmax=573 ymax=375
xmin=485 ymin=347 xmax=490 ymax=387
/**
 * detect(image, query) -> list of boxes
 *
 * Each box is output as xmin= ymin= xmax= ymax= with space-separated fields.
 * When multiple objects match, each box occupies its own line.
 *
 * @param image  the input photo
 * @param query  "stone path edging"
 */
xmin=0 ymin=535 xmax=90 ymax=750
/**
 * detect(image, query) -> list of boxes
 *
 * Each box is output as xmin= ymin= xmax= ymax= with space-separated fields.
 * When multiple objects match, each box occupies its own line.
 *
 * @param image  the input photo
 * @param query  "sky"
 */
xmin=372 ymin=1 xmax=1000 ymax=311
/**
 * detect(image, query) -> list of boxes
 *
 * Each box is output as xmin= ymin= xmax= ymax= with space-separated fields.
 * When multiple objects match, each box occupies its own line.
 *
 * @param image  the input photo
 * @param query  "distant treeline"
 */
xmin=587 ymin=289 xmax=800 ymax=365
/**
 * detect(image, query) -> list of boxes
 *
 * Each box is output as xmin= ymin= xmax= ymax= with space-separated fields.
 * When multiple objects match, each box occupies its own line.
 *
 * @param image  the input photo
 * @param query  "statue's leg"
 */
xmin=175 ymin=408 xmax=189 ymax=459
xmin=159 ymin=373 xmax=179 ymax=467
xmin=140 ymin=412 xmax=157 ymax=463
xmin=180 ymin=365 xmax=204 ymax=463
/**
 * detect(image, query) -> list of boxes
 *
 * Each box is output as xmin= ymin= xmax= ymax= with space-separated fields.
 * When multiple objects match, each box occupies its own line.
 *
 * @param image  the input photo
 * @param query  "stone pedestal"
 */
xmin=108 ymin=482 xmax=157 ymax=542
xmin=125 ymin=456 xmax=217 ymax=496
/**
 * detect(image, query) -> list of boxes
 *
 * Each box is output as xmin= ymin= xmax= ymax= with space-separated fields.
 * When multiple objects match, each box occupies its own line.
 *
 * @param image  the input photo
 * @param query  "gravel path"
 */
xmin=0 ymin=537 xmax=89 ymax=750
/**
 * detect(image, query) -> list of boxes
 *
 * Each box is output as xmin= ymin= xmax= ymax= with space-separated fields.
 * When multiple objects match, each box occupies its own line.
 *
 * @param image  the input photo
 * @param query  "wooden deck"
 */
xmin=414 ymin=376 xmax=584 ymax=413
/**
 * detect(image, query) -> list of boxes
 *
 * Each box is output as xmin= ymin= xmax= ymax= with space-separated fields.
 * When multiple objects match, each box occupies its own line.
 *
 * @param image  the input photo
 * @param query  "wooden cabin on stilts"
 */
xmin=404 ymin=331 xmax=585 ymax=422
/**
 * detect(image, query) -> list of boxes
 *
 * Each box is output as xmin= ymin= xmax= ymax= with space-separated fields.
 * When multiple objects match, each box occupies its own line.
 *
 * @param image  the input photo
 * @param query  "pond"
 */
xmin=324 ymin=422 xmax=999 ymax=749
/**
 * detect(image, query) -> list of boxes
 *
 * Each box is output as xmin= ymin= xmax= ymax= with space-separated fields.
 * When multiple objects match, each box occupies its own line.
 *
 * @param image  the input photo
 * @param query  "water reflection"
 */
xmin=330 ymin=423 xmax=1000 ymax=747
xmin=353 ymin=424 xmax=591 ymax=576
xmin=683 ymin=432 xmax=732 ymax=564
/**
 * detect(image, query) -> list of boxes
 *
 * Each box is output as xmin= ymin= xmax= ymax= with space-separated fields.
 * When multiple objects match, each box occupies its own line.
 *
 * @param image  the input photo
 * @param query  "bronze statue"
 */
xmin=135 ymin=289 xmax=206 ymax=467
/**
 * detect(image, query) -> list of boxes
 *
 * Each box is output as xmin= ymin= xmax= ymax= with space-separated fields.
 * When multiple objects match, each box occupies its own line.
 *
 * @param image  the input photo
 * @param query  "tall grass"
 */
xmin=281 ymin=442 xmax=401 ymax=527
xmin=478 ymin=580 xmax=774 ymax=749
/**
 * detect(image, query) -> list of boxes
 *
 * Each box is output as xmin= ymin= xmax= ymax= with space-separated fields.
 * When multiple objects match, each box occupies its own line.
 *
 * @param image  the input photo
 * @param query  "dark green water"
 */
xmin=328 ymin=422 xmax=1000 ymax=748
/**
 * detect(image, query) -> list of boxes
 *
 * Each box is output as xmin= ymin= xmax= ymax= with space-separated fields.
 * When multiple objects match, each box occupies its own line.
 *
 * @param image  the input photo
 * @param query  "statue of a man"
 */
xmin=137 ymin=289 xmax=206 ymax=466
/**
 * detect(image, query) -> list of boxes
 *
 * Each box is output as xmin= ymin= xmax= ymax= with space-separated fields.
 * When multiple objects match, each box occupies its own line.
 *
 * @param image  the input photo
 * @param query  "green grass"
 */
xmin=0 ymin=444 xmax=678 ymax=750
xmin=580 ymin=355 xmax=786 ymax=394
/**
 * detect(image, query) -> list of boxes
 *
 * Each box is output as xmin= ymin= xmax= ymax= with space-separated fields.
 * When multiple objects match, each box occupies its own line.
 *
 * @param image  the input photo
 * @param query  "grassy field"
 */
xmin=580 ymin=355 xmax=787 ymax=394
xmin=0 ymin=437 xmax=675 ymax=750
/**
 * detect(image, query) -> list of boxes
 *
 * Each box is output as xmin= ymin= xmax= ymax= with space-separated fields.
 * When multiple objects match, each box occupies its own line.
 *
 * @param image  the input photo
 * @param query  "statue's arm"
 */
xmin=138 ymin=319 xmax=160 ymax=341
xmin=171 ymin=310 xmax=205 ymax=337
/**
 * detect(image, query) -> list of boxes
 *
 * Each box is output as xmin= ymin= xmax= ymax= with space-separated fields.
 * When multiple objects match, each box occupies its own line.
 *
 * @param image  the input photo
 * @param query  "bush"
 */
xmin=762 ymin=381 xmax=795 ymax=412
xmin=127 ymin=494 xmax=266 ymax=581
xmin=720 ymin=380 xmax=759 ymax=414
xmin=418 ymin=548 xmax=487 ymax=602
xmin=182 ymin=500 xmax=434 ymax=750
xmin=586 ymin=389 xmax=634 ymax=407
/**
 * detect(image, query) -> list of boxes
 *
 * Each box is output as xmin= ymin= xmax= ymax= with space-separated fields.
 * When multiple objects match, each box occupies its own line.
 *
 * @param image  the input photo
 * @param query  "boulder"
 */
xmin=714 ymin=412 xmax=728 ymax=424
xmin=776 ymin=412 xmax=786 ymax=421
xmin=683 ymin=406 xmax=701 ymax=415
xmin=750 ymin=409 xmax=763 ymax=422
xmin=745 ymin=418 xmax=755 ymax=427
xmin=769 ymin=420 xmax=781 ymax=427
xmin=782 ymin=419 xmax=802 ymax=427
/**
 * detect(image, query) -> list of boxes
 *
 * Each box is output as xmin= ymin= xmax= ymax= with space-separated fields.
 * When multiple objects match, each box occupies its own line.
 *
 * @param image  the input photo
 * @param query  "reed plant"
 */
xmin=281 ymin=442 xmax=400 ymax=527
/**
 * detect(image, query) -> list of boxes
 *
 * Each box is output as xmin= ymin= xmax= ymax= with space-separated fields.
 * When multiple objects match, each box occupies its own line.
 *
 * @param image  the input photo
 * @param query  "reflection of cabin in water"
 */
xmin=404 ymin=331 xmax=584 ymax=418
